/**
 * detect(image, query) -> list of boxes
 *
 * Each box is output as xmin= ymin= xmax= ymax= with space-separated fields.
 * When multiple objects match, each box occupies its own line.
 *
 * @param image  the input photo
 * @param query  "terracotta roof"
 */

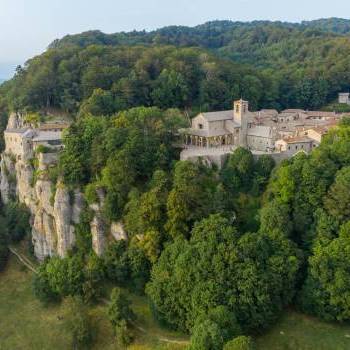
xmin=282 ymin=136 xmax=313 ymax=144
xmin=247 ymin=126 xmax=273 ymax=138
xmin=200 ymin=110 xmax=233 ymax=122
xmin=33 ymin=131 xmax=62 ymax=142
xmin=39 ymin=123 xmax=70 ymax=130
xmin=306 ymin=111 xmax=337 ymax=118
xmin=307 ymin=124 xmax=337 ymax=135
xmin=281 ymin=109 xmax=305 ymax=114
xmin=5 ymin=128 xmax=30 ymax=134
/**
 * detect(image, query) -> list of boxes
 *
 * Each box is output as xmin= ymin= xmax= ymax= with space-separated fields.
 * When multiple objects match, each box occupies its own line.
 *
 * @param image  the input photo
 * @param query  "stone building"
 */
xmin=3 ymin=120 xmax=68 ymax=160
xmin=32 ymin=131 xmax=63 ymax=151
xmin=275 ymin=136 xmax=315 ymax=154
xmin=4 ymin=128 xmax=36 ymax=161
xmin=180 ymin=99 xmax=344 ymax=165
xmin=339 ymin=92 xmax=350 ymax=105
xmin=181 ymin=99 xmax=271 ymax=150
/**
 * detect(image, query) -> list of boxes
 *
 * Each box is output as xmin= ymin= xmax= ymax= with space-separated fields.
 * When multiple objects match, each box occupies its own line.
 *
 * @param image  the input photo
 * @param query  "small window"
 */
xmin=288 ymin=146 xmax=291 ymax=150
xmin=198 ymin=124 xmax=203 ymax=129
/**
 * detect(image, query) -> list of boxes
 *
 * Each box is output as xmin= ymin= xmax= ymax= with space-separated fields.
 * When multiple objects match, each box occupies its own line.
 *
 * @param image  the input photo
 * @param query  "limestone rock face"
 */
xmin=32 ymin=209 xmax=57 ymax=260
xmin=72 ymin=190 xmax=84 ymax=225
xmin=0 ymin=116 xmax=85 ymax=260
xmin=0 ymin=116 xmax=123 ymax=260
xmin=0 ymin=156 xmax=15 ymax=204
xmin=111 ymin=221 xmax=128 ymax=241
xmin=7 ymin=112 xmax=23 ymax=129
xmin=91 ymin=212 xmax=107 ymax=256
xmin=54 ymin=184 xmax=76 ymax=257
xmin=89 ymin=189 xmax=108 ymax=256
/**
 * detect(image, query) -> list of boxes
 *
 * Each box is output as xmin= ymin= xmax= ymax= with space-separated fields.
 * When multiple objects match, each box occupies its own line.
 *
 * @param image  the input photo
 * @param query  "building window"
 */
xmin=288 ymin=146 xmax=291 ymax=150
xmin=198 ymin=124 xmax=203 ymax=129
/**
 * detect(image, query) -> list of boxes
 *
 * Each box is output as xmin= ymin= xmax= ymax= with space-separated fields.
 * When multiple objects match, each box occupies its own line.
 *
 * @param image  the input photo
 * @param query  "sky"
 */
xmin=0 ymin=0 xmax=349 ymax=78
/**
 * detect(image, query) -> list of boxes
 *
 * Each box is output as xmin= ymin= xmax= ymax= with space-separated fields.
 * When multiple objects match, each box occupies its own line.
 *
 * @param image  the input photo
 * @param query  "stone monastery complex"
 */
xmin=180 ymin=96 xmax=348 ymax=166
xmin=2 ymin=93 xmax=349 ymax=170
xmin=0 ymin=93 xmax=349 ymax=260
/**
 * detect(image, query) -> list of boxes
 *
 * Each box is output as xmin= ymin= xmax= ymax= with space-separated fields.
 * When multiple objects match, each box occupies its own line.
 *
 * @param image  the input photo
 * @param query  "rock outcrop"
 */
xmin=0 ymin=116 xmax=127 ymax=260
xmin=0 ymin=149 xmax=84 ymax=260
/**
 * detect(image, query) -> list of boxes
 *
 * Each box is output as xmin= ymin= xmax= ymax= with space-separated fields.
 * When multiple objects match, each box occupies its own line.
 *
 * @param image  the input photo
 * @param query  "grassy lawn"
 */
xmin=256 ymin=310 xmax=350 ymax=350
xmin=0 ymin=255 xmax=187 ymax=350
xmin=2 ymin=253 xmax=350 ymax=350
xmin=0 ymin=257 xmax=70 ymax=349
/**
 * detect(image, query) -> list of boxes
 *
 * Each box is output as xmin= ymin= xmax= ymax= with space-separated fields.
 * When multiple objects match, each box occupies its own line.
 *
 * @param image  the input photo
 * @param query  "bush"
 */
xmin=223 ymin=336 xmax=255 ymax=350
xmin=189 ymin=319 xmax=224 ymax=350
xmin=3 ymin=202 xmax=30 ymax=243
xmin=35 ymin=145 xmax=53 ymax=154
xmin=32 ymin=264 xmax=61 ymax=304
xmin=108 ymin=287 xmax=135 ymax=327
xmin=115 ymin=319 xmax=132 ymax=348
xmin=103 ymin=242 xmax=151 ymax=294
xmin=63 ymin=296 xmax=93 ymax=349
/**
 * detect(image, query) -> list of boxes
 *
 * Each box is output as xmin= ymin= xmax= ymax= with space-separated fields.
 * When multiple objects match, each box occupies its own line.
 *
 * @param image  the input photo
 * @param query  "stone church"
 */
xmin=180 ymin=99 xmax=343 ymax=166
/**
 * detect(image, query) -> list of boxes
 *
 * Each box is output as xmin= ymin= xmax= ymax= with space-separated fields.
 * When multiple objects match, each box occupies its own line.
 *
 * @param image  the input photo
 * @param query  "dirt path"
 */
xmin=101 ymin=298 xmax=189 ymax=345
xmin=130 ymin=320 xmax=189 ymax=345
xmin=8 ymin=247 xmax=38 ymax=274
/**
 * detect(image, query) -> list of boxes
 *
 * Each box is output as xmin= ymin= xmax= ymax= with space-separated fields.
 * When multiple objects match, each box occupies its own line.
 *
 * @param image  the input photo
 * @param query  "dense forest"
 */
xmin=1 ymin=17 xmax=350 ymax=122
xmin=1 ymin=18 xmax=350 ymax=349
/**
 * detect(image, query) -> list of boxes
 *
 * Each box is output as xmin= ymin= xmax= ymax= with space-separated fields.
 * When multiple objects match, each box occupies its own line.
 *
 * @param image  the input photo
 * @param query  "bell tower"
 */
xmin=233 ymin=99 xmax=249 ymax=124
xmin=233 ymin=99 xmax=249 ymax=147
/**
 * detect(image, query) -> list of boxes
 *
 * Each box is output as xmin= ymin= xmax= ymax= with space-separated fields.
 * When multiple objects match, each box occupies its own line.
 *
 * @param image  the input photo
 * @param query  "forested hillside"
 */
xmin=1 ymin=17 xmax=350 ymax=122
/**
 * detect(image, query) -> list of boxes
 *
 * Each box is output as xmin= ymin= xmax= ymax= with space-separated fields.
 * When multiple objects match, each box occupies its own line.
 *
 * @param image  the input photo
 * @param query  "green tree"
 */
xmin=63 ymin=296 xmax=93 ymax=349
xmin=221 ymin=148 xmax=255 ymax=193
xmin=32 ymin=262 xmax=61 ymax=304
xmin=324 ymin=167 xmax=350 ymax=222
xmin=166 ymin=161 xmax=218 ymax=238
xmin=151 ymin=69 xmax=189 ymax=108
xmin=300 ymin=221 xmax=350 ymax=321
xmin=189 ymin=319 xmax=224 ymax=350
xmin=108 ymin=288 xmax=135 ymax=327
xmin=147 ymin=215 xmax=301 ymax=332
xmin=79 ymin=88 xmax=115 ymax=116
xmin=115 ymin=319 xmax=132 ymax=348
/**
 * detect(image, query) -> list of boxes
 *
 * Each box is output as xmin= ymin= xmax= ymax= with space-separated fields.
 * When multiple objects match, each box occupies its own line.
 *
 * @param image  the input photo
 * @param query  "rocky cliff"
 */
xmin=0 ymin=113 xmax=127 ymax=260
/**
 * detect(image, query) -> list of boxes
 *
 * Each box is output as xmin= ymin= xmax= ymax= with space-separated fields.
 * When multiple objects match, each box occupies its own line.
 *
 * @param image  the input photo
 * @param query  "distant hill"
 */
xmin=49 ymin=17 xmax=350 ymax=52
xmin=1 ymin=17 xmax=350 ymax=116
xmin=48 ymin=17 xmax=350 ymax=71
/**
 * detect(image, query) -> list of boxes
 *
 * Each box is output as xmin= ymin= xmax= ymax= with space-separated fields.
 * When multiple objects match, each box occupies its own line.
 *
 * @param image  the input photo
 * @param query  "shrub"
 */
xmin=108 ymin=287 xmax=135 ymax=327
xmin=63 ymin=296 xmax=93 ymax=349
xmin=223 ymin=336 xmax=255 ymax=350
